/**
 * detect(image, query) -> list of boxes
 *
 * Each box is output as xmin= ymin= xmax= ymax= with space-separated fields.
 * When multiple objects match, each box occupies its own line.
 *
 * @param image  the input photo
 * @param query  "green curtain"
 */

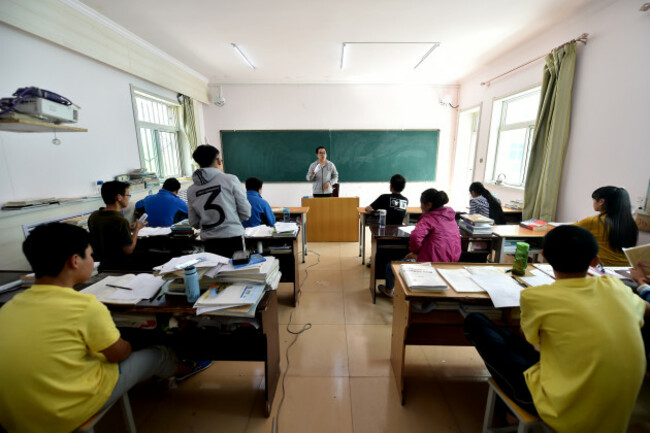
xmin=523 ymin=42 xmax=577 ymax=222
xmin=178 ymin=94 xmax=198 ymax=153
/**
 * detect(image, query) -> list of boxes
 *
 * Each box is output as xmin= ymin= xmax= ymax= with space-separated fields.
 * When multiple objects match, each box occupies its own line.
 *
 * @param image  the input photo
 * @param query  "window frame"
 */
xmin=484 ymin=85 xmax=541 ymax=188
xmin=129 ymin=85 xmax=184 ymax=179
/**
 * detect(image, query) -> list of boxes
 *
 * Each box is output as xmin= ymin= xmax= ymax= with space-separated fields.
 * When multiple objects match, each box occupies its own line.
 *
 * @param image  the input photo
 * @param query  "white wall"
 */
xmin=459 ymin=0 xmax=650 ymax=244
xmin=202 ymin=84 xmax=459 ymax=208
xmin=0 ymin=23 xmax=191 ymax=203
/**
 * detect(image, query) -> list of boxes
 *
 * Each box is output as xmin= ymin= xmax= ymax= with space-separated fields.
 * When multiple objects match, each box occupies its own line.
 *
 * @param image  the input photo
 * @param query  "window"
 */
xmin=131 ymin=88 xmax=183 ymax=178
xmin=485 ymin=87 xmax=541 ymax=187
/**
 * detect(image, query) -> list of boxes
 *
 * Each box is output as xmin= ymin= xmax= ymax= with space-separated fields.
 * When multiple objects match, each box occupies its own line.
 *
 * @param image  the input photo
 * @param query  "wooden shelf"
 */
xmin=0 ymin=117 xmax=87 ymax=132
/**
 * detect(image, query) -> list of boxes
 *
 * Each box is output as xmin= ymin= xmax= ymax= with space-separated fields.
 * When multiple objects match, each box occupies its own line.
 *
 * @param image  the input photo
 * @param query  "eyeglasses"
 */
xmin=124 ymin=194 xmax=132 ymax=197
xmin=318 ymin=151 xmax=327 ymax=154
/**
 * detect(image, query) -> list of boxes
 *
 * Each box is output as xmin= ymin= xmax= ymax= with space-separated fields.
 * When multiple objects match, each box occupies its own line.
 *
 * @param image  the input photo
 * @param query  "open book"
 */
xmin=399 ymin=263 xmax=448 ymax=292
xmin=623 ymin=244 xmax=650 ymax=278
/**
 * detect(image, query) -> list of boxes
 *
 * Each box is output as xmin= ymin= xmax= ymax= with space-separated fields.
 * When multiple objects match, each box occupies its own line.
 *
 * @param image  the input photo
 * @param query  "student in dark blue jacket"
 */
xmin=242 ymin=177 xmax=276 ymax=228
xmin=135 ymin=178 xmax=188 ymax=227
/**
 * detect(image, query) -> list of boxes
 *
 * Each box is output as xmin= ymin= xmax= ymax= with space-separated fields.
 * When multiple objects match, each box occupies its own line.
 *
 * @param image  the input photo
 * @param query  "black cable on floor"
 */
xmin=272 ymin=248 xmax=320 ymax=433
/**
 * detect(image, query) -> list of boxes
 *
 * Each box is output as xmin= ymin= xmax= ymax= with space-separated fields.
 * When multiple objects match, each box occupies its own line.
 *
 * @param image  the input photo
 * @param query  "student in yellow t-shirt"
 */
xmin=574 ymin=185 xmax=639 ymax=266
xmin=464 ymin=225 xmax=649 ymax=433
xmin=0 ymin=223 xmax=180 ymax=433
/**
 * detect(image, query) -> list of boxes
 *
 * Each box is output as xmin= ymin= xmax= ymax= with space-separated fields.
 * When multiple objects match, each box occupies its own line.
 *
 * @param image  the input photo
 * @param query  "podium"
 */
xmin=301 ymin=197 xmax=359 ymax=242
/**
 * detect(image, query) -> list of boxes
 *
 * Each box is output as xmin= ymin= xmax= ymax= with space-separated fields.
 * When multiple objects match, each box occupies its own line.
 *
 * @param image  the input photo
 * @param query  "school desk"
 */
xmin=271 ymin=206 xmax=309 ymax=263
xmin=492 ymin=225 xmax=552 ymax=263
xmin=357 ymin=207 xmax=422 ymax=265
xmin=245 ymin=230 xmax=301 ymax=306
xmin=368 ymin=225 xmax=495 ymax=303
xmin=389 ymin=262 xmax=533 ymax=405
xmin=81 ymin=272 xmax=281 ymax=417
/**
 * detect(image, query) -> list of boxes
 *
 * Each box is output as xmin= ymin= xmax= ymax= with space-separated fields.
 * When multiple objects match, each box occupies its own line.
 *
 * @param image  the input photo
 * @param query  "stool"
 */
xmin=483 ymin=378 xmax=551 ymax=433
xmin=74 ymin=393 xmax=136 ymax=433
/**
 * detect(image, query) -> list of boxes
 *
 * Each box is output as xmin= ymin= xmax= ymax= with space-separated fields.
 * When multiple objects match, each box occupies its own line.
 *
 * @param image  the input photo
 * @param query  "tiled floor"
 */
xmin=97 ymin=242 xmax=650 ymax=433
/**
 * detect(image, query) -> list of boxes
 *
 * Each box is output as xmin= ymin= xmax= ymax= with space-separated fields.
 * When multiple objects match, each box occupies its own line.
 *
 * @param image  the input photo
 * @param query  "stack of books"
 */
xmin=458 ymin=213 xmax=494 ymax=235
xmin=505 ymin=199 xmax=524 ymax=210
xmin=273 ymin=222 xmax=299 ymax=236
xmin=192 ymin=283 xmax=267 ymax=317
xmin=399 ymin=263 xmax=449 ymax=292
xmin=170 ymin=220 xmax=195 ymax=238
xmin=520 ymin=218 xmax=547 ymax=231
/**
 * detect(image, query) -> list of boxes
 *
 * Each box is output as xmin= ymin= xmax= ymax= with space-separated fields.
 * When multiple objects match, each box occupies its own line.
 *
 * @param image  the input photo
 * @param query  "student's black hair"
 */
xmin=390 ymin=174 xmax=406 ymax=193
xmin=101 ymin=181 xmax=130 ymax=205
xmin=162 ymin=178 xmax=181 ymax=192
xmin=543 ymin=225 xmax=598 ymax=273
xmin=193 ymin=144 xmax=220 ymax=168
xmin=469 ymin=182 xmax=506 ymax=224
xmin=246 ymin=177 xmax=264 ymax=191
xmin=23 ymin=223 xmax=91 ymax=278
xmin=421 ymin=188 xmax=449 ymax=211
xmin=592 ymin=186 xmax=638 ymax=251
xmin=315 ymin=146 xmax=327 ymax=155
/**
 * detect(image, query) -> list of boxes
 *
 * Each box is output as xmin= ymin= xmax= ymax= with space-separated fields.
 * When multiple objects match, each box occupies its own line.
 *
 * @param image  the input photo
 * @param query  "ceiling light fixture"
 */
xmin=340 ymin=43 xmax=347 ymax=70
xmin=413 ymin=43 xmax=440 ymax=69
xmin=231 ymin=43 xmax=256 ymax=70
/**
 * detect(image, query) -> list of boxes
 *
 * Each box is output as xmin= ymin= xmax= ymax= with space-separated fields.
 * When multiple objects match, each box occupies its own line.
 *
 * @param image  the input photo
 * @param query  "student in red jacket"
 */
xmin=379 ymin=188 xmax=461 ymax=297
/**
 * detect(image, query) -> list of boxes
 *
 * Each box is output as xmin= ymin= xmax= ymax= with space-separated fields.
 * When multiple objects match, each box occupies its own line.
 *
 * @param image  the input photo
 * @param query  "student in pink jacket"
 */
xmin=379 ymin=188 xmax=461 ymax=297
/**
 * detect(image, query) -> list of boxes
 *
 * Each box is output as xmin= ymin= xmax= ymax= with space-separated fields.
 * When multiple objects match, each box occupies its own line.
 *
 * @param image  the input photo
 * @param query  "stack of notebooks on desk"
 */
xmin=520 ymin=218 xmax=548 ymax=231
xmin=458 ymin=214 xmax=494 ymax=235
xmin=273 ymin=222 xmax=299 ymax=236
xmin=192 ymin=283 xmax=267 ymax=317
xmin=399 ymin=263 xmax=449 ymax=292
xmin=161 ymin=255 xmax=281 ymax=295
xmin=170 ymin=220 xmax=195 ymax=238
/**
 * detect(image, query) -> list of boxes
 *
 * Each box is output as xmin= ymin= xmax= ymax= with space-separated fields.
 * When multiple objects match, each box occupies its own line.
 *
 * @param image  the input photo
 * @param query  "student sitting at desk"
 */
xmin=134 ymin=177 xmax=188 ymax=227
xmin=464 ymin=225 xmax=649 ymax=433
xmin=574 ymin=185 xmax=638 ymax=266
xmin=468 ymin=181 xmax=505 ymax=224
xmin=188 ymin=145 xmax=251 ymax=257
xmin=242 ymin=176 xmax=276 ymax=228
xmin=88 ymin=181 xmax=146 ymax=271
xmin=0 ymin=223 xmax=181 ymax=433
xmin=365 ymin=173 xmax=408 ymax=224
xmin=379 ymin=188 xmax=461 ymax=297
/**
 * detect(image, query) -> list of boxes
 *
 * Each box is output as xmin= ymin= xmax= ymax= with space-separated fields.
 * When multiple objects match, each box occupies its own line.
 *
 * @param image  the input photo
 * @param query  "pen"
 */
xmin=510 ymin=276 xmax=527 ymax=289
xmin=106 ymin=284 xmax=133 ymax=291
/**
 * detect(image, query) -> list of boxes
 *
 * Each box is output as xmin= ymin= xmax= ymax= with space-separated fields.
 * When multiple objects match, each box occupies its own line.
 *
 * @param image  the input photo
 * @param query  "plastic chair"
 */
xmin=74 ymin=393 xmax=136 ymax=433
xmin=483 ymin=378 xmax=552 ymax=433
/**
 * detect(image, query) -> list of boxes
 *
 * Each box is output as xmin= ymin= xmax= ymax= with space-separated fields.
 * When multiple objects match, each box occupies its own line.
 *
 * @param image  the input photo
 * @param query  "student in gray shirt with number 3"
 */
xmin=187 ymin=145 xmax=251 ymax=257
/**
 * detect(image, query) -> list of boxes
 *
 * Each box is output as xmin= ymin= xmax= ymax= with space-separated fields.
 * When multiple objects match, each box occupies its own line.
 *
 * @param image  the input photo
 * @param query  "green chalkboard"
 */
xmin=221 ymin=129 xmax=438 ymax=182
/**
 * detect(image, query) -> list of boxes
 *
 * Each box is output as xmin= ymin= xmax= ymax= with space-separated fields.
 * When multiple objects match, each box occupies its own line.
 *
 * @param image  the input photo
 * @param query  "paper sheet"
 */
xmin=520 ymin=269 xmax=555 ymax=287
xmin=138 ymin=227 xmax=172 ymax=237
xmin=437 ymin=268 xmax=485 ymax=293
xmin=108 ymin=274 xmax=165 ymax=300
xmin=470 ymin=274 xmax=524 ymax=308
xmin=154 ymin=253 xmax=230 ymax=274
xmin=398 ymin=226 xmax=416 ymax=235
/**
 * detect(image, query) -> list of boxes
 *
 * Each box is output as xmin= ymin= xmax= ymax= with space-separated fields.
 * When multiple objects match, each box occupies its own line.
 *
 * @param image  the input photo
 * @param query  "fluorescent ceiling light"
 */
xmin=413 ymin=43 xmax=440 ymax=69
xmin=231 ymin=43 xmax=256 ymax=70
xmin=339 ymin=42 xmax=440 ymax=71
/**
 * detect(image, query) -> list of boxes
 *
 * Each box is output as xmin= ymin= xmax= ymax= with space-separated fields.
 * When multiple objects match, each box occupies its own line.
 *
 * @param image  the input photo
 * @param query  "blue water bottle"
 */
xmin=184 ymin=266 xmax=200 ymax=303
xmin=283 ymin=208 xmax=291 ymax=223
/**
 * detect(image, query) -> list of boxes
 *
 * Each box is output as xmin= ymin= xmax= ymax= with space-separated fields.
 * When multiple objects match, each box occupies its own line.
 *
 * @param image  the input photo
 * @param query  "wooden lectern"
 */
xmin=301 ymin=197 xmax=359 ymax=242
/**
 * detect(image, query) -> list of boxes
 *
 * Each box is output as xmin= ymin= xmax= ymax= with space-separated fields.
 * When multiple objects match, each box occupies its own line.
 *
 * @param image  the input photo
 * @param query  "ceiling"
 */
xmin=78 ymin=0 xmax=615 ymax=85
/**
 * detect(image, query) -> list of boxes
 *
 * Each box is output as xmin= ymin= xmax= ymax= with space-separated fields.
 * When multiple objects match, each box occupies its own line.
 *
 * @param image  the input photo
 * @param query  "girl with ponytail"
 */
xmin=379 ymin=188 xmax=461 ymax=297
xmin=469 ymin=182 xmax=506 ymax=224
xmin=575 ymin=186 xmax=638 ymax=266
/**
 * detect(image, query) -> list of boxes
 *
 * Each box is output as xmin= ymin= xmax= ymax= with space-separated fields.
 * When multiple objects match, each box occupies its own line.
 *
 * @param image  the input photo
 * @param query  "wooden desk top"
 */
xmin=271 ymin=207 xmax=309 ymax=213
xmin=502 ymin=207 xmax=523 ymax=214
xmin=492 ymin=224 xmax=552 ymax=237
xmin=368 ymin=225 xmax=495 ymax=240
xmin=392 ymin=262 xmax=536 ymax=301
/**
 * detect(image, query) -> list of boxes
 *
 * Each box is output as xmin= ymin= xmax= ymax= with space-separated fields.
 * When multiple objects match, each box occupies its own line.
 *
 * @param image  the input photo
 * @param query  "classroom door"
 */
xmin=450 ymin=106 xmax=480 ymax=210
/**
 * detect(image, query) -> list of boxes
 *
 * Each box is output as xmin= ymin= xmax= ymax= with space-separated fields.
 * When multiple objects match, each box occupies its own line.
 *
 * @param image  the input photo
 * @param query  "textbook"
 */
xmin=519 ymin=218 xmax=547 ymax=231
xmin=458 ymin=219 xmax=493 ymax=235
xmin=623 ymin=244 xmax=650 ymax=278
xmin=459 ymin=213 xmax=494 ymax=226
xmin=81 ymin=274 xmax=165 ymax=304
xmin=193 ymin=284 xmax=266 ymax=316
xmin=399 ymin=263 xmax=448 ymax=292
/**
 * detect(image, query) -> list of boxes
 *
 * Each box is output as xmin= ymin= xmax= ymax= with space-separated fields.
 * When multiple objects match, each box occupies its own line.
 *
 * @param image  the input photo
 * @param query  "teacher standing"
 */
xmin=306 ymin=146 xmax=339 ymax=197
